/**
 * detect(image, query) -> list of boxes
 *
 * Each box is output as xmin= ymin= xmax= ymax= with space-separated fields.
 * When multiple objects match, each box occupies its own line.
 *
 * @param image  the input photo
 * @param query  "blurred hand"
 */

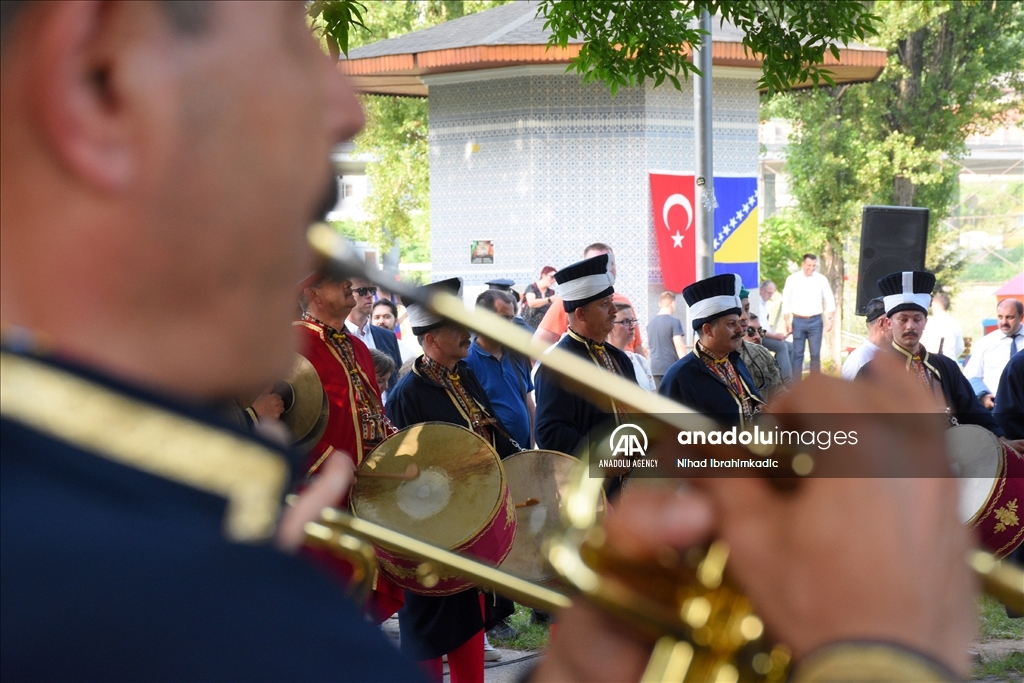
xmin=275 ymin=454 xmax=353 ymax=553
xmin=981 ymin=394 xmax=995 ymax=410
xmin=534 ymin=353 xmax=977 ymax=681
xmin=252 ymin=390 xmax=285 ymax=421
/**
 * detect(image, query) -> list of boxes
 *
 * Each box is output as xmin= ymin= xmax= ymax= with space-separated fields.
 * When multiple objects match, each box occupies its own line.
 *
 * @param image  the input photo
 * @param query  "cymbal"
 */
xmin=352 ymin=423 xmax=505 ymax=550
xmin=278 ymin=354 xmax=326 ymax=443
xmin=501 ymin=449 xmax=605 ymax=584
xmin=293 ymin=388 xmax=329 ymax=454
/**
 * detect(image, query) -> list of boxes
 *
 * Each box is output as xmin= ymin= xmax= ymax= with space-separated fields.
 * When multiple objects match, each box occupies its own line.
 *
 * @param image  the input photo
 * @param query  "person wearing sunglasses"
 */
xmin=738 ymin=289 xmax=786 ymax=403
xmin=746 ymin=314 xmax=764 ymax=345
xmin=345 ymin=277 xmax=403 ymax=392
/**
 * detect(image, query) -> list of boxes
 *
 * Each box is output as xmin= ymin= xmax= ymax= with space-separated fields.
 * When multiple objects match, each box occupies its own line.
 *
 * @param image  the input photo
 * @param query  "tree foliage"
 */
xmin=312 ymin=1 xmax=510 ymax=257
xmin=540 ymin=0 xmax=880 ymax=95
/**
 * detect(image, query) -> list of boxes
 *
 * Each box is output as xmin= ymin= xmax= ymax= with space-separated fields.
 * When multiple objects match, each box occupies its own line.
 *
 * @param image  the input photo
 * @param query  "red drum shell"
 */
xmin=947 ymin=425 xmax=1024 ymax=559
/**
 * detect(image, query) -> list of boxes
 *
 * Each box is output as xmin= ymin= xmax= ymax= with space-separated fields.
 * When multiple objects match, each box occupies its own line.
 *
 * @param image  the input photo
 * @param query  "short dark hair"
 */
xmin=476 ymin=289 xmax=512 ymax=313
xmin=368 ymin=348 xmax=395 ymax=379
xmin=2 ymin=1 xmax=209 ymax=53
xmin=998 ymin=298 xmax=1023 ymax=317
xmin=932 ymin=292 xmax=950 ymax=311
xmin=372 ymin=299 xmax=397 ymax=317
xmin=802 ymin=253 xmax=817 ymax=262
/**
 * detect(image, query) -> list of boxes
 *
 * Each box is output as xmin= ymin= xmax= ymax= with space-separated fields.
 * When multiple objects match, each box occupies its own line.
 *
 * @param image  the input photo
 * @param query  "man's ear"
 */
xmin=25 ymin=1 xmax=162 ymax=191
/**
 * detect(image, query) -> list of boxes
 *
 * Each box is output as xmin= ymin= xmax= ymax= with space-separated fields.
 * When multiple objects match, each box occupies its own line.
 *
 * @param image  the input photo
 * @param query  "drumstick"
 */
xmin=515 ymin=497 xmax=540 ymax=509
xmin=358 ymin=464 xmax=420 ymax=481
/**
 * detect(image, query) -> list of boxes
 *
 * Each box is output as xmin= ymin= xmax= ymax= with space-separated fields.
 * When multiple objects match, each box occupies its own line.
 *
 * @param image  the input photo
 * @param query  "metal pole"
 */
xmin=693 ymin=10 xmax=714 ymax=281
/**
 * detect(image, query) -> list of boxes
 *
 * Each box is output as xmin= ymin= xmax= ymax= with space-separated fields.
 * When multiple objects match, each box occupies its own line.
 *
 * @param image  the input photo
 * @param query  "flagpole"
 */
xmin=693 ymin=9 xmax=714 ymax=282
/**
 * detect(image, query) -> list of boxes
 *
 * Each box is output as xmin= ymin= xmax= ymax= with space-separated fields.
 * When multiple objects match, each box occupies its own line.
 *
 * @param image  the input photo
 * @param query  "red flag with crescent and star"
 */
xmin=650 ymin=172 xmax=696 ymax=292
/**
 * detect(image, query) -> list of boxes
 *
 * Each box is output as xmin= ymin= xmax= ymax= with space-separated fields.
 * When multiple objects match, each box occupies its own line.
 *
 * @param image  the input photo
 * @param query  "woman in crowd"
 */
xmin=608 ymin=303 xmax=656 ymax=391
xmin=523 ymin=266 xmax=557 ymax=329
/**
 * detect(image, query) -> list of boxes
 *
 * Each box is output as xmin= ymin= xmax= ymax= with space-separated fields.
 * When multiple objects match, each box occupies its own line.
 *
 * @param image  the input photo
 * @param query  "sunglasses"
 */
xmin=745 ymin=327 xmax=764 ymax=337
xmin=353 ymin=286 xmax=377 ymax=296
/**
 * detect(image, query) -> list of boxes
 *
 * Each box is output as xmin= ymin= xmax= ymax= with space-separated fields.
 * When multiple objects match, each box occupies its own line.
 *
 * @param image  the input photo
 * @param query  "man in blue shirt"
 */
xmin=465 ymin=290 xmax=534 ymax=449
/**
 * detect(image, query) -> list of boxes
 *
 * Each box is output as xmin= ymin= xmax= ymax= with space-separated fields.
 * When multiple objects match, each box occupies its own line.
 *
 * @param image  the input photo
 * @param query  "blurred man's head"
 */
xmin=745 ymin=314 xmax=763 ymax=345
xmin=0 ymin=1 xmax=363 ymax=398
xmin=997 ymin=299 xmax=1022 ymax=337
xmin=864 ymin=297 xmax=890 ymax=346
xmin=659 ymin=291 xmax=676 ymax=313
xmin=348 ymin=277 xmax=377 ymax=323
xmin=371 ymin=299 xmax=398 ymax=330
xmin=801 ymin=254 xmax=818 ymax=277
xmin=760 ymin=280 xmax=777 ymax=300
xmin=932 ymin=292 xmax=951 ymax=313
xmin=583 ymin=243 xmax=616 ymax=278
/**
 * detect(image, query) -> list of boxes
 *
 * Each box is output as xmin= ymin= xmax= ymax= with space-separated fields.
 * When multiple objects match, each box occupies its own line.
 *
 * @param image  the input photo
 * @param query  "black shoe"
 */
xmin=487 ymin=620 xmax=519 ymax=640
xmin=530 ymin=609 xmax=551 ymax=625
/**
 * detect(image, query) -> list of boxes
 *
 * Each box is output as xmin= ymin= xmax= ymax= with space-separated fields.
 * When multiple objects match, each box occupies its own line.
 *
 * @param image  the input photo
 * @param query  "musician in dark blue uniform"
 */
xmin=857 ymin=272 xmax=1008 ymax=439
xmin=534 ymin=254 xmax=638 ymax=456
xmin=659 ymin=274 xmax=764 ymax=426
xmin=0 ymin=3 xmax=426 ymax=680
xmin=384 ymin=277 xmax=516 ymax=682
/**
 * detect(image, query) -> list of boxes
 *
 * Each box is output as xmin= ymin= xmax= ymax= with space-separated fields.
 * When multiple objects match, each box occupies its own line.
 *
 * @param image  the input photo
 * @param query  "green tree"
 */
xmin=761 ymin=1 xmax=1024 ymax=365
xmin=311 ymin=1 xmax=509 ymax=261
xmin=541 ymin=0 xmax=880 ymax=94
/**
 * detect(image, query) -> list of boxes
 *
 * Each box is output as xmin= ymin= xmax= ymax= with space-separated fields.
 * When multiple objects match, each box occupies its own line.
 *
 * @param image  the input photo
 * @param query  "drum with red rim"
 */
xmin=946 ymin=425 xmax=1023 ymax=559
xmin=351 ymin=422 xmax=517 ymax=595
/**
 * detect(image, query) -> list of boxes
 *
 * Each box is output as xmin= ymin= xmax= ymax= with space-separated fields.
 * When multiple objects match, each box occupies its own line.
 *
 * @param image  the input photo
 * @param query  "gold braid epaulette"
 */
xmin=0 ymin=352 xmax=289 ymax=543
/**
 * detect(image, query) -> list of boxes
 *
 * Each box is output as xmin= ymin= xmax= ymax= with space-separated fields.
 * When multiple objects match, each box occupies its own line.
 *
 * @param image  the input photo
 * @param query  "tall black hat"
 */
xmin=406 ymin=277 xmax=463 ymax=335
xmin=877 ymin=271 xmax=935 ymax=316
xmin=683 ymin=273 xmax=743 ymax=331
xmin=555 ymin=254 xmax=615 ymax=313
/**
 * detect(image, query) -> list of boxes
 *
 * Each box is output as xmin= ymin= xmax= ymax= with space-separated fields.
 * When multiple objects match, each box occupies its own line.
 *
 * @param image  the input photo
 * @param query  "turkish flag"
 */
xmin=650 ymin=173 xmax=696 ymax=292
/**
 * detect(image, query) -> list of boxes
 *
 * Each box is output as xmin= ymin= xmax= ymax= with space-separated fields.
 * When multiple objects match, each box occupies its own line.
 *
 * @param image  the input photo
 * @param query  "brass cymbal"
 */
xmin=352 ymin=423 xmax=505 ymax=550
xmin=278 ymin=354 xmax=325 ymax=443
xmin=502 ymin=449 xmax=605 ymax=584
xmin=293 ymin=388 xmax=329 ymax=454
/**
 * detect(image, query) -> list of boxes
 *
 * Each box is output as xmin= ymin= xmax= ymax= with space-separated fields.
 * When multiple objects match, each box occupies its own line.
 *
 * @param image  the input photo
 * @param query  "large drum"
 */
xmin=351 ymin=423 xmax=517 ymax=595
xmin=946 ymin=425 xmax=1023 ymax=559
xmin=501 ymin=450 xmax=606 ymax=584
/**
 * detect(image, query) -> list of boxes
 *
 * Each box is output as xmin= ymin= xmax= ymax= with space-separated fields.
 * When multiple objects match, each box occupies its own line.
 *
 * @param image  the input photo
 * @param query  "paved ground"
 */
xmin=381 ymin=616 xmax=544 ymax=682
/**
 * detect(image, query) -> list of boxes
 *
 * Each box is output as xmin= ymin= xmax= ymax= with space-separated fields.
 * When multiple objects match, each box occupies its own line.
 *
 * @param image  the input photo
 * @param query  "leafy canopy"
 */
xmin=540 ymin=0 xmax=880 ymax=95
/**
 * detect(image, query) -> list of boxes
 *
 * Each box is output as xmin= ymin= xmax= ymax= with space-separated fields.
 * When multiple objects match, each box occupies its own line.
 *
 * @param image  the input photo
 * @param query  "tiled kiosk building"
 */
xmin=341 ymin=1 xmax=884 ymax=324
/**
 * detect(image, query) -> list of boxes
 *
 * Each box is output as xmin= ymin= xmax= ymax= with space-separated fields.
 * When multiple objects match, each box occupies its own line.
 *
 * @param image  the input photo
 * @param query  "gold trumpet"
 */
xmin=304 ymin=224 xmax=1024 ymax=680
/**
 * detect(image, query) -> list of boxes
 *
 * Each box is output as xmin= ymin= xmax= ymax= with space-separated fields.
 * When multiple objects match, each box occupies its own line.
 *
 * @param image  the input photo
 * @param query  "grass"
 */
xmin=978 ymin=595 xmax=1024 ymax=642
xmin=973 ymin=652 xmax=1024 ymax=681
xmin=488 ymin=603 xmax=550 ymax=651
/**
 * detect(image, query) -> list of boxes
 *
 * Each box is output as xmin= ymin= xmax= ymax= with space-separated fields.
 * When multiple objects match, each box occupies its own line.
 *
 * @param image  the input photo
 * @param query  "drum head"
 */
xmin=945 ymin=425 xmax=1002 ymax=525
xmin=352 ymin=423 xmax=505 ymax=549
xmin=501 ymin=449 xmax=605 ymax=583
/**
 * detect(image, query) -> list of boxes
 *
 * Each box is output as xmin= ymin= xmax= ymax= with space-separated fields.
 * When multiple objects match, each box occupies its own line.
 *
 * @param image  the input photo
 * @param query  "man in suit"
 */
xmin=346 ymin=276 xmax=402 ymax=392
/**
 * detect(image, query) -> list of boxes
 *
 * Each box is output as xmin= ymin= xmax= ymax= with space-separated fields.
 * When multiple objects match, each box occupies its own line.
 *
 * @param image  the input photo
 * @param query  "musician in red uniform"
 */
xmin=294 ymin=272 xmax=403 ymax=621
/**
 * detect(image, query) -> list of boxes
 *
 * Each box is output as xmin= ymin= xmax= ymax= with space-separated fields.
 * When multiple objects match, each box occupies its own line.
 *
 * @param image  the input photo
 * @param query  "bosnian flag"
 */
xmin=713 ymin=177 xmax=759 ymax=289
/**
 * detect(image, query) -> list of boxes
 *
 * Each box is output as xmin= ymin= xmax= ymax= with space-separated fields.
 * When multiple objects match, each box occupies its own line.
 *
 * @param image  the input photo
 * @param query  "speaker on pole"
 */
xmin=856 ymin=206 xmax=929 ymax=315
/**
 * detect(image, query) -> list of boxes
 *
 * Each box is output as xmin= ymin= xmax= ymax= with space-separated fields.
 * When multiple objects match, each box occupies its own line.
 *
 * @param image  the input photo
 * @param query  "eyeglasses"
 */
xmin=745 ymin=327 xmax=764 ymax=337
xmin=614 ymin=318 xmax=639 ymax=327
xmin=353 ymin=286 xmax=377 ymax=296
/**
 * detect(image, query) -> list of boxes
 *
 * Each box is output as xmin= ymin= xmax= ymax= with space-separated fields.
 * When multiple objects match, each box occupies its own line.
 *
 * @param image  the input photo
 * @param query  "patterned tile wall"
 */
xmin=428 ymin=72 xmax=758 ymax=329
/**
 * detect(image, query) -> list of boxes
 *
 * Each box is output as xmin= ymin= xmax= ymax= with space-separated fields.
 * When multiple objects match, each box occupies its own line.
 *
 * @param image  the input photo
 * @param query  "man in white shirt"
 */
xmin=920 ymin=292 xmax=964 ymax=361
xmin=963 ymin=298 xmax=1023 ymax=408
xmin=346 ymin=277 xmax=403 ymax=391
xmin=781 ymin=254 xmax=836 ymax=379
xmin=748 ymin=279 xmax=793 ymax=381
xmin=842 ymin=298 xmax=889 ymax=380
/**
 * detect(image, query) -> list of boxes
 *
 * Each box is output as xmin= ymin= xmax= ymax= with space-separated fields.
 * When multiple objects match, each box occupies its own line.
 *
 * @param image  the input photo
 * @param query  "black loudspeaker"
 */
xmin=856 ymin=206 xmax=929 ymax=315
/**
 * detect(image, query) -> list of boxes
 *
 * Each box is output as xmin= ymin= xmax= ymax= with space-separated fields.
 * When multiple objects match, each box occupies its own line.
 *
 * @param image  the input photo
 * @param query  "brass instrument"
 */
xmin=303 ymin=223 xmax=1024 ymax=680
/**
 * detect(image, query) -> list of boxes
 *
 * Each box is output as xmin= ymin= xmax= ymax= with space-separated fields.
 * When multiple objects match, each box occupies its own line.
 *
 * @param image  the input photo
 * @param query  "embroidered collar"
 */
xmin=891 ymin=341 xmax=942 ymax=379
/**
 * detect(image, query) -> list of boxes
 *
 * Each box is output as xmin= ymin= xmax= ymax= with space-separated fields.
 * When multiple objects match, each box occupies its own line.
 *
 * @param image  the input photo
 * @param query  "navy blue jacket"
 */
xmin=994 ymin=351 xmax=1024 ymax=440
xmin=369 ymin=324 xmax=403 ymax=391
xmin=0 ymin=351 xmax=424 ymax=683
xmin=858 ymin=345 xmax=1004 ymax=436
xmin=534 ymin=334 xmax=638 ymax=455
xmin=658 ymin=350 xmax=764 ymax=426
xmin=384 ymin=357 xmax=516 ymax=661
